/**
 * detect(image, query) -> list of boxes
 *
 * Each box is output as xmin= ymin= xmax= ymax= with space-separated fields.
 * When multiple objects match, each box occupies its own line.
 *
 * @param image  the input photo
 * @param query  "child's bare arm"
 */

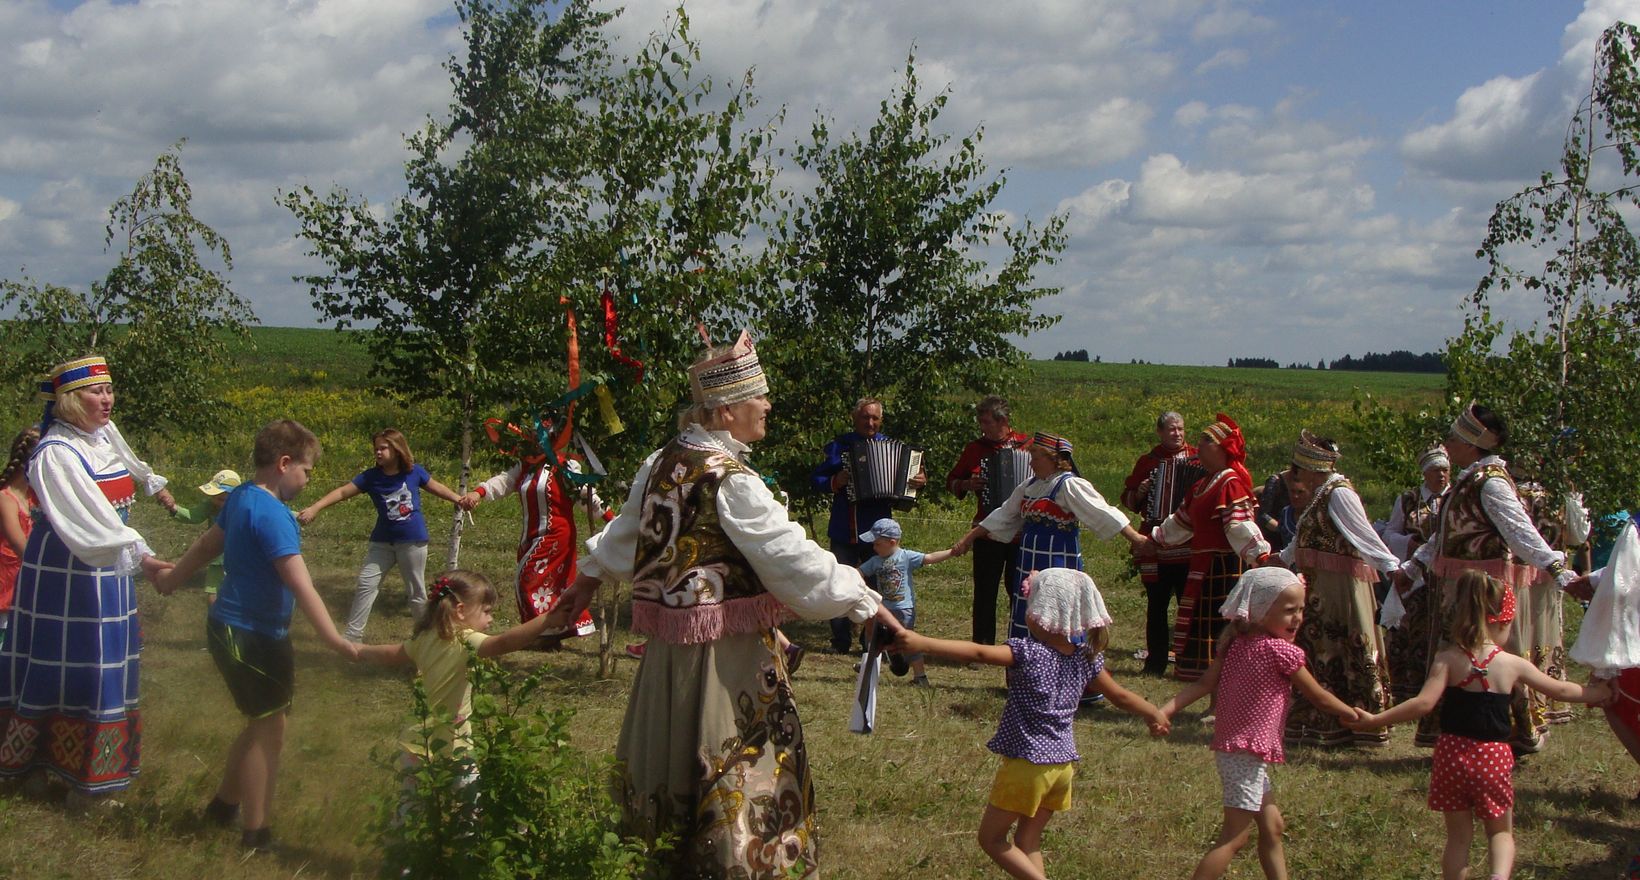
xmin=1092 ymin=668 xmax=1171 ymax=735
xmin=356 ymin=643 xmax=411 ymax=666
xmin=1507 ymin=654 xmax=1613 ymax=705
xmin=1348 ymin=659 xmax=1449 ymax=729
xmin=154 ymin=523 xmax=227 ymax=595
xmin=0 ymin=492 xmax=28 ymax=556
xmin=921 ymin=548 xmax=956 ymax=566
xmin=1290 ymin=666 xmax=1359 ymax=720
xmin=424 ymin=478 xmax=464 ymax=506
xmin=273 ymin=554 xmax=357 ymax=659
xmin=1160 ymin=654 xmax=1223 ymax=718
xmin=478 ymin=612 xmax=560 ymax=658
xmin=894 ymin=630 xmax=1013 ymax=666
xmin=297 ymin=483 xmax=360 ymax=524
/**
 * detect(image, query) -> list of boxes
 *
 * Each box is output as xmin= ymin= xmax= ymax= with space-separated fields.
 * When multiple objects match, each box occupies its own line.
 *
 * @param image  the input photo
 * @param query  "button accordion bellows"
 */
xmin=979 ymin=448 xmax=1033 ymax=510
xmin=843 ymin=438 xmax=924 ymax=507
xmin=1144 ymin=458 xmax=1207 ymax=524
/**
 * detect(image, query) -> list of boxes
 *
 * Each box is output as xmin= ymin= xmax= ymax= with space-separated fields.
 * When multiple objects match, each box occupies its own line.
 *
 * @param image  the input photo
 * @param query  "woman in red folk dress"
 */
xmin=459 ymin=427 xmax=607 ymax=647
xmin=1151 ymin=413 xmax=1273 ymax=682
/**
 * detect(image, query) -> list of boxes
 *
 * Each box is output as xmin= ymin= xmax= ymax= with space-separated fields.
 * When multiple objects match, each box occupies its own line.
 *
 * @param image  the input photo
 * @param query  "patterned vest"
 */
xmin=1292 ymin=476 xmax=1377 ymax=582
xmin=1431 ymin=462 xmax=1524 ymax=586
xmin=629 ymin=433 xmax=787 ymax=644
xmin=1516 ymin=483 xmax=1563 ymax=550
xmin=1397 ymin=486 xmax=1441 ymax=546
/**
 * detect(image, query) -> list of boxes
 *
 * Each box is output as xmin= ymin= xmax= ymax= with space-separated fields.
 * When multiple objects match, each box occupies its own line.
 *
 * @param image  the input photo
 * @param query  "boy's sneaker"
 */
xmin=888 ymin=653 xmax=910 ymax=677
xmin=203 ymin=796 xmax=239 ymax=827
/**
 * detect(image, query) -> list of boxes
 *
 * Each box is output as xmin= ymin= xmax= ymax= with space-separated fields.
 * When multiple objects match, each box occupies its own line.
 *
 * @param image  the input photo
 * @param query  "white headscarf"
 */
xmin=1220 ymin=567 xmax=1304 ymax=623
xmin=1024 ymin=568 xmax=1113 ymax=638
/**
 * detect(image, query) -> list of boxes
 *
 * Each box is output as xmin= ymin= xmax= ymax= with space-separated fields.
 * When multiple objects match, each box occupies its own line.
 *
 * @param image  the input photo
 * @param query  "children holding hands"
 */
xmin=894 ymin=567 xmax=1168 ymax=880
xmin=156 ymin=420 xmax=357 ymax=853
xmin=1344 ymin=571 xmax=1612 ymax=880
xmin=857 ymin=517 xmax=956 ymax=684
xmin=1158 ymin=567 xmax=1361 ymax=880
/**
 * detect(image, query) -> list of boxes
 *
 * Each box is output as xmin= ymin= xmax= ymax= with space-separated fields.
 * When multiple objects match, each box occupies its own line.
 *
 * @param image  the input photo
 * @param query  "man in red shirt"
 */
xmin=944 ymin=396 xmax=1029 ymax=644
xmin=1120 ymin=411 xmax=1199 ymax=675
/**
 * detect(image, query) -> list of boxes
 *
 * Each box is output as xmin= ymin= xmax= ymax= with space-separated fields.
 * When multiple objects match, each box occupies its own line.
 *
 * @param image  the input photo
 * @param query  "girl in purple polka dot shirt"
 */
xmin=894 ymin=568 xmax=1168 ymax=880
xmin=1345 ymin=571 xmax=1611 ymax=880
xmin=1159 ymin=567 xmax=1360 ymax=880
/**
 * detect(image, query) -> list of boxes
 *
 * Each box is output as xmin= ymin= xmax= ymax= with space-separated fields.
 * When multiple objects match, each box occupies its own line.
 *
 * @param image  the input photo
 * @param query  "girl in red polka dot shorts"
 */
xmin=1346 ymin=571 xmax=1612 ymax=880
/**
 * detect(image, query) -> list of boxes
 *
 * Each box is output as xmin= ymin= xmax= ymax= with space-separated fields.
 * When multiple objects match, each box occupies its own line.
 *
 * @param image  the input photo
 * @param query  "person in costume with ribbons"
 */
xmin=1395 ymin=403 xmax=1577 ymax=753
xmin=1150 ymin=413 xmax=1272 ymax=682
xmin=0 ymin=356 xmax=176 ymax=804
xmin=457 ymin=419 xmax=608 ymax=648
xmin=945 ymin=395 xmax=1030 ymax=645
xmin=956 ymin=432 xmax=1149 ymax=643
xmin=1277 ymin=431 xmax=1400 ymax=747
xmin=1120 ymin=410 xmax=1200 ymax=676
xmin=545 ymin=329 xmax=899 ymax=878
xmin=1383 ymin=445 xmax=1451 ymax=704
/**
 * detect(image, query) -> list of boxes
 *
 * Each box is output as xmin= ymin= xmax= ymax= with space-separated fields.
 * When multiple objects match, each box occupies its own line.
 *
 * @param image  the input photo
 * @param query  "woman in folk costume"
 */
xmin=546 ymin=330 xmax=898 ymax=878
xmin=457 ymin=421 xmax=607 ymax=647
xmin=956 ymin=432 xmax=1149 ymax=641
xmin=1397 ymin=402 xmax=1575 ymax=752
xmin=1566 ymin=516 xmax=1640 ymax=801
xmin=0 ymin=357 xmax=176 ymax=804
xmin=1513 ymin=475 xmax=1590 ymax=729
xmin=1382 ymin=445 xmax=1450 ymax=704
xmin=1151 ymin=414 xmax=1272 ymax=682
xmin=1278 ymin=431 xmax=1400 ymax=747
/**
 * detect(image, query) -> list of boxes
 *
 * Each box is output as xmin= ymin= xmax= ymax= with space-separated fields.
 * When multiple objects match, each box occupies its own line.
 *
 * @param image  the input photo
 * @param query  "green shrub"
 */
xmin=373 ymin=653 xmax=667 ymax=879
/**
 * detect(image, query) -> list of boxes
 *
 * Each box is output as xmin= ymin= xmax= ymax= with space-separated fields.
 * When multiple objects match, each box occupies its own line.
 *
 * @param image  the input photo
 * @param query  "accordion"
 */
xmin=843 ymin=438 xmax=924 ymax=508
xmin=978 ymin=447 xmax=1033 ymax=510
xmin=1144 ymin=457 xmax=1207 ymax=524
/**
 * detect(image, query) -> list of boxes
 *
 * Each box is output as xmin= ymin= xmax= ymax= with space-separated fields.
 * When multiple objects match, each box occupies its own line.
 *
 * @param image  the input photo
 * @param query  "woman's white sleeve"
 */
xmin=104 ymin=421 xmax=168 ymax=496
xmin=28 ymin=445 xmax=151 ymax=572
xmin=1482 ymin=479 xmax=1570 ymax=585
xmin=476 ymin=463 xmax=523 ymax=500
xmin=579 ymin=455 xmax=656 ymax=583
xmin=716 ymin=473 xmax=881 ymax=623
xmin=1061 ymin=477 xmax=1131 ymax=541
xmin=1329 ymin=486 xmax=1401 ymax=573
xmin=977 ymin=482 xmax=1030 ymax=542
xmin=1382 ymin=494 xmax=1413 ymax=560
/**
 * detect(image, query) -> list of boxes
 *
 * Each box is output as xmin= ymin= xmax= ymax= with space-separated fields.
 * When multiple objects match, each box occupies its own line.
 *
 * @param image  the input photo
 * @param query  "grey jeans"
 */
xmin=344 ymin=541 xmax=429 ymax=641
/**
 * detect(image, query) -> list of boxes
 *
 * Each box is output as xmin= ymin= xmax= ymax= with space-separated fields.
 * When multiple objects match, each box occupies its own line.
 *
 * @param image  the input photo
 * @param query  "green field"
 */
xmin=1 ymin=329 xmax=1631 ymax=879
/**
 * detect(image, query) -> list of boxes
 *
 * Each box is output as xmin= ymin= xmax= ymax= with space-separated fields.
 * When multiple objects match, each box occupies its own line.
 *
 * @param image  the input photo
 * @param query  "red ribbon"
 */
xmin=603 ymin=288 xmax=645 ymax=383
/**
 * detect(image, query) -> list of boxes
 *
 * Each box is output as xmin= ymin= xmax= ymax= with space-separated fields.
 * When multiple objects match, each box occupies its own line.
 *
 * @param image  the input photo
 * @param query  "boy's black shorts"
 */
xmin=207 ymin=617 xmax=295 ymax=718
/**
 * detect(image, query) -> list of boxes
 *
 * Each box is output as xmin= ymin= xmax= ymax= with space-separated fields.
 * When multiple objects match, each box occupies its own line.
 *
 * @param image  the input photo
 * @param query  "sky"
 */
xmin=1 ymin=0 xmax=1634 ymax=366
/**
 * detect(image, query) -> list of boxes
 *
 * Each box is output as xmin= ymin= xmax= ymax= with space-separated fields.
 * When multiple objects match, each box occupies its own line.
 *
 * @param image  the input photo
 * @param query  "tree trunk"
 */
xmin=445 ymin=401 xmax=474 ymax=570
xmin=585 ymin=492 xmax=619 ymax=678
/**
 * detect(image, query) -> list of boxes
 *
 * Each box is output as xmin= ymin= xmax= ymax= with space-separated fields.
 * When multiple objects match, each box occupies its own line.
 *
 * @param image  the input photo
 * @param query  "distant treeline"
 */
xmin=1228 ymin=350 xmax=1445 ymax=373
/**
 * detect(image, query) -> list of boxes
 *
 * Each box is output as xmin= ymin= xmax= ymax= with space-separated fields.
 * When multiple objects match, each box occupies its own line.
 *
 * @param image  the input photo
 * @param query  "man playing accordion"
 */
xmin=945 ymin=396 xmax=1030 ymax=645
xmin=1120 ymin=411 xmax=1201 ymax=676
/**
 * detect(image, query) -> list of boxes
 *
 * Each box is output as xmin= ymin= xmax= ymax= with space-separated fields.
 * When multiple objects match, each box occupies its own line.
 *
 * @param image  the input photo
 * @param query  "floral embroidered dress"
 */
xmin=1279 ymin=474 xmax=1399 ymax=746
xmin=473 ymin=458 xmax=601 ymax=636
xmin=1384 ymin=483 xmax=1445 ymax=703
xmin=581 ymin=424 xmax=880 ymax=878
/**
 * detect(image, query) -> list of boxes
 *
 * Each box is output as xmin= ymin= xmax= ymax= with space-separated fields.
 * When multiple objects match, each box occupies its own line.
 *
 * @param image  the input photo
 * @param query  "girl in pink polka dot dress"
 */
xmin=1159 ymin=567 xmax=1360 ymax=880
xmin=1346 ymin=571 xmax=1612 ymax=880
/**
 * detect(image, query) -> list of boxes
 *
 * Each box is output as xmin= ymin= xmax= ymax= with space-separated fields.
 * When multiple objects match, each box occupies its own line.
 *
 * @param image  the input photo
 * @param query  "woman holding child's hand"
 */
xmin=0 ymin=357 xmax=176 ymax=807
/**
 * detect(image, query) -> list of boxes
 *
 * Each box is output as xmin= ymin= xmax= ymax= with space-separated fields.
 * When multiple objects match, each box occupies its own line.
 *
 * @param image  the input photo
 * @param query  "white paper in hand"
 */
xmin=849 ymin=648 xmax=882 ymax=734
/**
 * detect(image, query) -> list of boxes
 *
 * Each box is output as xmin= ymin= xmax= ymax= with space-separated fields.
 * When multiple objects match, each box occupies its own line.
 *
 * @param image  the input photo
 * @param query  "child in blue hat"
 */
xmin=859 ymin=517 xmax=957 ymax=685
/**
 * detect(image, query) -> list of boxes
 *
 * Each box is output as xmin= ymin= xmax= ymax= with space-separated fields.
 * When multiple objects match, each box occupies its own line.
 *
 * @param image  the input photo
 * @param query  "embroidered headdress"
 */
xmin=1418 ymin=445 xmax=1449 ymax=473
xmin=688 ymin=329 xmax=768 ymax=408
xmin=38 ymin=356 xmax=114 ymax=432
xmin=1022 ymin=568 xmax=1112 ymax=638
xmin=1291 ymin=429 xmax=1340 ymax=473
xmin=1200 ymin=412 xmax=1252 ymax=487
xmin=1450 ymin=402 xmax=1502 ymax=451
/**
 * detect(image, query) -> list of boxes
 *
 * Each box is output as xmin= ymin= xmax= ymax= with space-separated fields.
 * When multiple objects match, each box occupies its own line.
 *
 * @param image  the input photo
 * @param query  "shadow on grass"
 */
xmin=1513 ymin=783 xmax=1637 ymax=878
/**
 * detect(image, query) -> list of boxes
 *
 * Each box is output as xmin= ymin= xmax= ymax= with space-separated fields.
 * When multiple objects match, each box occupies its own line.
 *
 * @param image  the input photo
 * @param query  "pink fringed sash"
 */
xmin=1292 ymin=547 xmax=1377 ymax=584
xmin=631 ymin=592 xmax=792 ymax=645
xmin=1432 ymin=556 xmax=1531 ymax=590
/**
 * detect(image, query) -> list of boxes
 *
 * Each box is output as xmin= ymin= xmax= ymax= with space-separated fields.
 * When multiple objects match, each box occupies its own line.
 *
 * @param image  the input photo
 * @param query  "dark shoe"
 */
xmin=830 ymin=642 xmax=852 ymax=654
xmin=911 ymin=675 xmax=930 ymax=687
xmin=783 ymin=643 xmax=806 ymax=676
xmin=888 ymin=653 xmax=910 ymax=677
xmin=242 ymin=827 xmax=276 ymax=854
xmin=203 ymin=796 xmax=239 ymax=827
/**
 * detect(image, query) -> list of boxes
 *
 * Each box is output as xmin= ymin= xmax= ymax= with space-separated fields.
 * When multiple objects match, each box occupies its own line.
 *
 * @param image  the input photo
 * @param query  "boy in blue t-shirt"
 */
xmin=858 ymin=517 xmax=956 ymax=686
xmin=157 ymin=420 xmax=356 ymax=852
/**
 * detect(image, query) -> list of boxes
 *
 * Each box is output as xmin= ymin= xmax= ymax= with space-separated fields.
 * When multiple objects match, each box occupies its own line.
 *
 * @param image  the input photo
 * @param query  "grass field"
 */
xmin=0 ymin=329 xmax=1632 ymax=879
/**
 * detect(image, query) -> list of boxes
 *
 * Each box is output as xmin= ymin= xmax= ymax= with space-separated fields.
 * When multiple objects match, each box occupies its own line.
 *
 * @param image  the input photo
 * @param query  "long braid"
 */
xmin=0 ymin=427 xmax=40 ymax=487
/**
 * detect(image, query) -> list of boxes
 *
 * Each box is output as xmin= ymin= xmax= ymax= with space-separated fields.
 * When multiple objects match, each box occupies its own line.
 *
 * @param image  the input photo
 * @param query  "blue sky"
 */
xmin=0 ymin=0 xmax=1632 ymax=365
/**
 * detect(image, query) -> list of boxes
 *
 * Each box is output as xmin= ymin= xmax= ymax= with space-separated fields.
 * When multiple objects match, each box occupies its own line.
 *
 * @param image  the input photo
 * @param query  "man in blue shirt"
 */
xmin=812 ymin=398 xmax=925 ymax=652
